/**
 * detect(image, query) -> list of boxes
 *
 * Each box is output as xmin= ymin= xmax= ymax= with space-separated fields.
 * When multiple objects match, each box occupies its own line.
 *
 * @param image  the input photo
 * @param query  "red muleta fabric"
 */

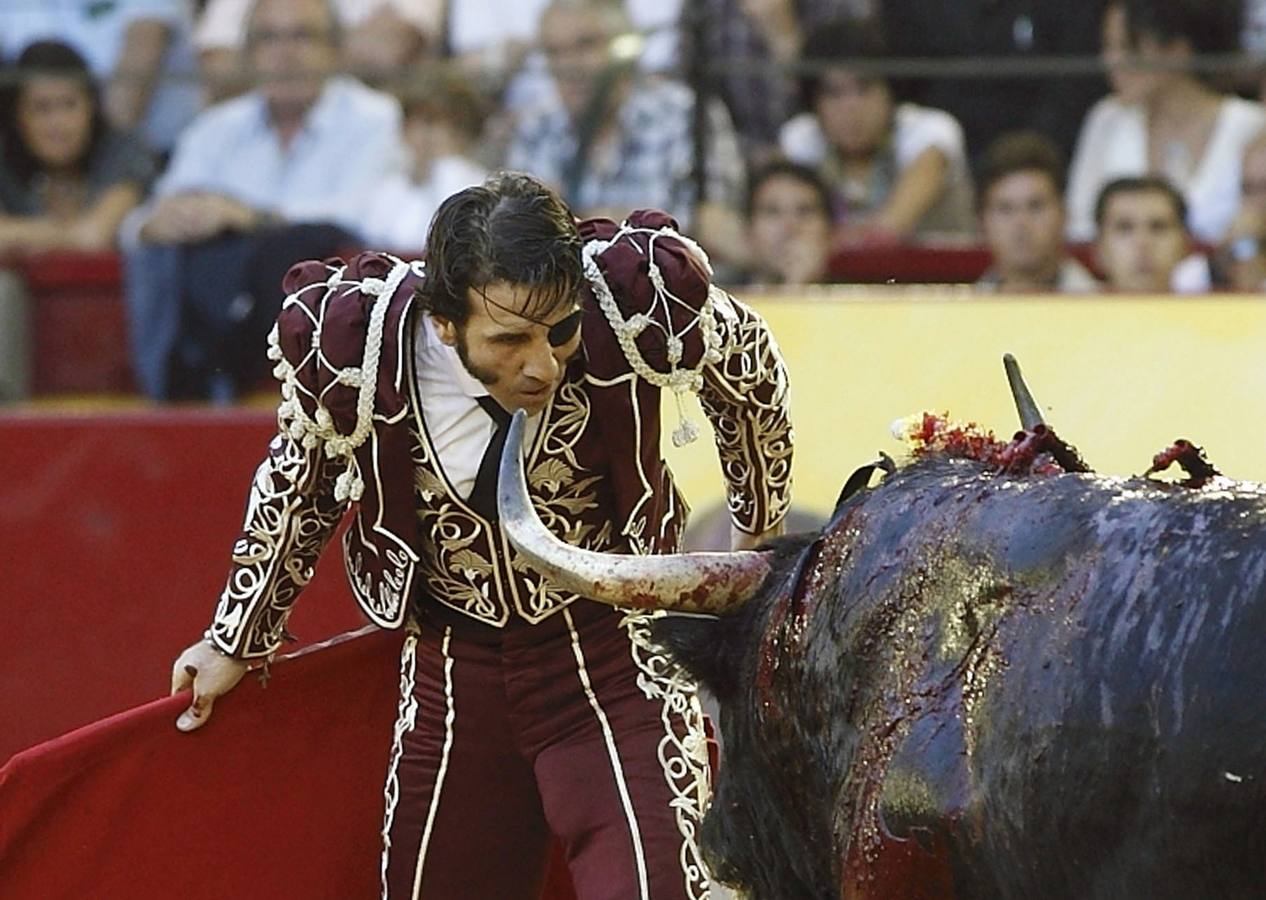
xmin=0 ymin=628 xmax=576 ymax=900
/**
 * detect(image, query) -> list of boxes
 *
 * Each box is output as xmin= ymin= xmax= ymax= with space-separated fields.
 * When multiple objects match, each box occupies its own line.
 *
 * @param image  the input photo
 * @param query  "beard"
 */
xmin=454 ymin=327 xmax=500 ymax=387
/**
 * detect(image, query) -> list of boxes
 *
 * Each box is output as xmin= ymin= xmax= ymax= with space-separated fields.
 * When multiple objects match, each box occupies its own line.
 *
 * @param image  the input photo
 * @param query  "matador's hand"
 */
xmin=170 ymin=640 xmax=249 ymax=732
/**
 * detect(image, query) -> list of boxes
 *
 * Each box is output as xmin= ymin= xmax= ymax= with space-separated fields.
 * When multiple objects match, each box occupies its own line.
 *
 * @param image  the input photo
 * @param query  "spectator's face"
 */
xmin=247 ymin=0 xmax=339 ymax=112
xmin=747 ymin=174 xmax=832 ymax=284
xmin=16 ymin=75 xmax=92 ymax=170
xmin=739 ymin=0 xmax=795 ymax=20
xmin=1102 ymin=3 xmax=1167 ymax=103
xmin=542 ymin=6 xmax=615 ymax=121
xmin=404 ymin=108 xmax=463 ymax=177
xmin=434 ymin=281 xmax=583 ymax=415
xmin=814 ymin=70 xmax=891 ymax=158
xmin=981 ymin=170 xmax=1066 ymax=283
xmin=1097 ymin=190 xmax=1187 ymax=292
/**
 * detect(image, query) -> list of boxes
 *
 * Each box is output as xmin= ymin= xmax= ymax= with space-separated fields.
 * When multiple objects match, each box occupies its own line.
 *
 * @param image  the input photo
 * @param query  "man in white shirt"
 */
xmin=124 ymin=0 xmax=407 ymax=401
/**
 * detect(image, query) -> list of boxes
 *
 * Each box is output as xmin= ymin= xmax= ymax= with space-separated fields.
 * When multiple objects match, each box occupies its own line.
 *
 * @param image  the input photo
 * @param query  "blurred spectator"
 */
xmin=457 ymin=0 xmax=683 ymax=175
xmin=124 ymin=0 xmax=408 ymax=402
xmin=779 ymin=20 xmax=975 ymax=242
xmin=450 ymin=0 xmax=681 ymax=95
xmin=1239 ymin=0 xmax=1266 ymax=97
xmin=1215 ymin=130 xmax=1266 ymax=289
xmin=1066 ymin=0 xmax=1265 ymax=243
xmin=1095 ymin=175 xmax=1205 ymax=292
xmin=976 ymin=132 xmax=1098 ymax=293
xmin=505 ymin=0 xmax=745 ymax=237
xmin=0 ymin=41 xmax=156 ymax=253
xmin=364 ymin=68 xmax=490 ymax=251
xmin=0 ymin=271 xmax=31 ymax=403
xmin=1244 ymin=0 xmax=1266 ymax=53
xmin=743 ymin=160 xmax=835 ymax=285
xmin=881 ymin=0 xmax=1104 ymax=173
xmin=695 ymin=0 xmax=873 ymax=162
xmin=194 ymin=0 xmax=443 ymax=101
xmin=0 ymin=0 xmax=201 ymax=154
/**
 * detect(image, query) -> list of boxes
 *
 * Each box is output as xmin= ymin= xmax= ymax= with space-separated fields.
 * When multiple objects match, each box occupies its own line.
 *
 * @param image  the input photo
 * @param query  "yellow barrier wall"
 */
xmin=664 ymin=290 xmax=1266 ymax=519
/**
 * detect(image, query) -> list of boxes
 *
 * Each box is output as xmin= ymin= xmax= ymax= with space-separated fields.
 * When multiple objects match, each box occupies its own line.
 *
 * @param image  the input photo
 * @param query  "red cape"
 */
xmin=0 ymin=627 xmax=575 ymax=899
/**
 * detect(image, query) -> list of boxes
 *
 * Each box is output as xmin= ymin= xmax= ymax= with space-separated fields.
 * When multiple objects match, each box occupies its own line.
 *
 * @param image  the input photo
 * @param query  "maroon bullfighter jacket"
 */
xmin=207 ymin=211 xmax=793 ymax=659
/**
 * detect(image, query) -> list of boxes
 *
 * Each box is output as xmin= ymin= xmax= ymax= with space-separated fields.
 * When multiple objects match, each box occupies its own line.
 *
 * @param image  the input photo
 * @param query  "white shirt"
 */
xmin=1172 ymin=253 xmax=1213 ymax=294
xmin=779 ymin=101 xmax=976 ymax=236
xmin=412 ymin=313 xmax=540 ymax=499
xmin=1066 ymin=94 xmax=1266 ymax=243
xmin=149 ymin=76 xmax=408 ymax=240
xmin=362 ymin=154 xmax=488 ymax=251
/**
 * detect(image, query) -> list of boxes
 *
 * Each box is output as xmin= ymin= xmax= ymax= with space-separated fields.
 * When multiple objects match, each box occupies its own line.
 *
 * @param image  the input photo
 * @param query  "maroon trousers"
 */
xmin=380 ymin=601 xmax=712 ymax=900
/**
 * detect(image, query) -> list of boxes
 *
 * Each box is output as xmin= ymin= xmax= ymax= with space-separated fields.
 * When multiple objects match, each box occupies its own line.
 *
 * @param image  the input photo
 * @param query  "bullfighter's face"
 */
xmin=433 ymin=280 xmax=583 ymax=416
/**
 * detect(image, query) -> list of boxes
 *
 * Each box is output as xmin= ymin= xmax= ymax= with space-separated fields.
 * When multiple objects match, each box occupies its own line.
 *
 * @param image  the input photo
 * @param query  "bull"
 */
xmin=497 ymin=358 xmax=1266 ymax=900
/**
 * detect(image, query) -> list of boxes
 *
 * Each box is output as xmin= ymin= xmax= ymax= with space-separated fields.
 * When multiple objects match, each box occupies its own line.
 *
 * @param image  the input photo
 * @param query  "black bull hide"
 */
xmin=654 ymin=457 xmax=1266 ymax=900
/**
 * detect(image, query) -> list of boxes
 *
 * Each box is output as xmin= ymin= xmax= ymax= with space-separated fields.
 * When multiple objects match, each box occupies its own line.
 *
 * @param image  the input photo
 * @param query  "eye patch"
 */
xmin=547 ymin=309 xmax=584 ymax=347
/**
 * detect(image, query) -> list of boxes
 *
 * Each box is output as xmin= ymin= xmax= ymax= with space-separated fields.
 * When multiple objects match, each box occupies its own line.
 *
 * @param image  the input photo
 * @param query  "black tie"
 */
xmin=468 ymin=395 xmax=512 ymax=521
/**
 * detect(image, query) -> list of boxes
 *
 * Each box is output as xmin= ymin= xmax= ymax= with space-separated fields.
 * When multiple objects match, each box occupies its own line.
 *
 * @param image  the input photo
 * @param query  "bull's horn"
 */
xmin=1003 ymin=353 xmax=1045 ymax=430
xmin=497 ymin=410 xmax=770 ymax=614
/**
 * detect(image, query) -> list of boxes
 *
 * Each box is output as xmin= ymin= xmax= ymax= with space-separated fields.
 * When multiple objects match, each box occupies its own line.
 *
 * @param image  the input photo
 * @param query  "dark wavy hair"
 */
xmin=797 ymin=19 xmax=892 ymax=112
xmin=1116 ymin=0 xmax=1242 ymax=57
xmin=745 ymin=160 xmax=833 ymax=220
xmin=978 ymin=131 xmax=1068 ymax=207
xmin=417 ymin=171 xmax=584 ymax=326
xmin=1093 ymin=175 xmax=1189 ymax=230
xmin=1 ymin=40 xmax=107 ymax=186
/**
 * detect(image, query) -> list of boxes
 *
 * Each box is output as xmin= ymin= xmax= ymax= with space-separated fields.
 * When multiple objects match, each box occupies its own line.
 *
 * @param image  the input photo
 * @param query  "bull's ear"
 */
xmin=832 ymin=453 xmax=894 ymax=518
xmin=650 ymin=613 xmax=736 ymax=699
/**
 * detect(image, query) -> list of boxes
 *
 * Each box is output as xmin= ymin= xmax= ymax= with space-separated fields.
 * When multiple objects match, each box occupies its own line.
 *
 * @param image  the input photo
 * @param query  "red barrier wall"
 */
xmin=11 ymin=251 xmax=132 ymax=394
xmin=0 ymin=410 xmax=365 ymax=763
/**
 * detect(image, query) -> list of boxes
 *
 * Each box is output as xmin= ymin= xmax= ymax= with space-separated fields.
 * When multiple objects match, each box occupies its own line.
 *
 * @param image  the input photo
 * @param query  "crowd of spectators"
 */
xmin=2 ymin=0 xmax=1265 ymax=403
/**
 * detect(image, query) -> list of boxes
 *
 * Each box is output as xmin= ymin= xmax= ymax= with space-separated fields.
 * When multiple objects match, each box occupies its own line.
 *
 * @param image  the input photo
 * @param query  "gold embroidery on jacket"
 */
xmin=624 ymin=611 xmax=713 ymax=899
xmin=211 ymin=426 xmax=347 ymax=658
xmin=408 ymin=373 xmax=620 ymax=626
